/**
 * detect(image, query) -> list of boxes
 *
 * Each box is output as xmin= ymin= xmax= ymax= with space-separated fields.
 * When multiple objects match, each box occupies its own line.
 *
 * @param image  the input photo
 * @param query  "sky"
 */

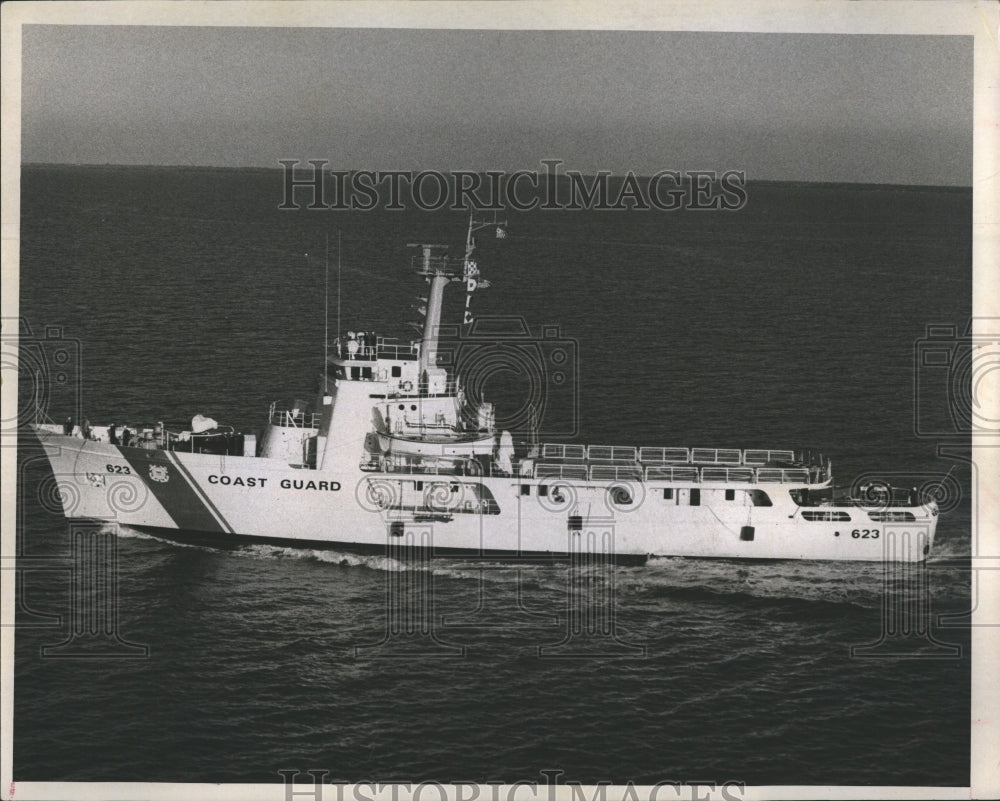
xmin=20 ymin=25 xmax=973 ymax=185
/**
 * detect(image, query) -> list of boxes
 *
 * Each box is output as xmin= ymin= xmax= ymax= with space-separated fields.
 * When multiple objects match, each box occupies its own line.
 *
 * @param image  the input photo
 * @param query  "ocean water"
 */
xmin=14 ymin=166 xmax=972 ymax=785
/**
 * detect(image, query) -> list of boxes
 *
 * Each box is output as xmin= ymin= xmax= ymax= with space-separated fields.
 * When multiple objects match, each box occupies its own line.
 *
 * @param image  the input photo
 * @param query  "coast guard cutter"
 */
xmin=32 ymin=215 xmax=938 ymax=562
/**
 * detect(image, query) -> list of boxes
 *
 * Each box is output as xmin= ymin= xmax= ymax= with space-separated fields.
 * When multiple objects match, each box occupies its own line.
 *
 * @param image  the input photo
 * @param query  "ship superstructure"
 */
xmin=31 ymin=216 xmax=938 ymax=562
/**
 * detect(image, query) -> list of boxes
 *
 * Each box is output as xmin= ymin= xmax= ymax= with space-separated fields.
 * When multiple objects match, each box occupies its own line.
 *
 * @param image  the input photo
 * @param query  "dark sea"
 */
xmin=14 ymin=165 xmax=972 ymax=787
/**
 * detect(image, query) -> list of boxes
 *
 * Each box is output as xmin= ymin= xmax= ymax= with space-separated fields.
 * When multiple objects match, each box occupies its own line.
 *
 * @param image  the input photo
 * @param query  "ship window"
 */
xmin=568 ymin=515 xmax=583 ymax=531
xmin=398 ymin=404 xmax=405 ymax=410
xmin=392 ymin=366 xmax=402 ymax=377
xmin=415 ymin=481 xmax=423 ymax=491
xmin=361 ymin=367 xmax=373 ymax=380
xmin=411 ymin=405 xmax=417 ymax=411
xmin=351 ymin=366 xmax=360 ymax=380
xmin=520 ymin=485 xmax=530 ymax=496
xmin=451 ymin=484 xmax=459 ymax=493
xmin=539 ymin=485 xmax=549 ymax=497
xmin=749 ymin=490 xmax=773 ymax=507
xmin=869 ymin=511 xmax=916 ymax=522
xmin=690 ymin=489 xmax=701 ymax=506
xmin=663 ymin=488 xmax=673 ymax=500
xmin=802 ymin=510 xmax=852 ymax=522
xmin=725 ymin=489 xmax=735 ymax=501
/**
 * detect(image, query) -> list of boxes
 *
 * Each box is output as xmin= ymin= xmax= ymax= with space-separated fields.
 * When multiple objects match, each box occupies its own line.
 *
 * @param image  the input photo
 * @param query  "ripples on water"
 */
xmin=15 ymin=167 xmax=972 ymax=785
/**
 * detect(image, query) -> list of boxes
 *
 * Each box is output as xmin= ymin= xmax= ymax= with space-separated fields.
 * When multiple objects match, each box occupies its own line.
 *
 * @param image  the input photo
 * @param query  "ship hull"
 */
xmin=32 ymin=428 xmax=937 ymax=562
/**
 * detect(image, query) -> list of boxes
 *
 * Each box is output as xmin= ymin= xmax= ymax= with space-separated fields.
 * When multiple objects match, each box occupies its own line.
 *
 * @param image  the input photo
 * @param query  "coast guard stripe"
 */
xmin=118 ymin=448 xmax=229 ymax=534
xmin=165 ymin=451 xmax=235 ymax=534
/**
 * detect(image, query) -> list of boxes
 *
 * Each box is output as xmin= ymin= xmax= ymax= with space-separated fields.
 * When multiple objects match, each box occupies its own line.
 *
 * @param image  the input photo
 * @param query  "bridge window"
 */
xmin=663 ymin=488 xmax=673 ymax=500
xmin=392 ymin=365 xmax=402 ymax=377
xmin=802 ymin=510 xmax=852 ymax=522
xmin=539 ymin=485 xmax=549 ymax=497
xmin=690 ymin=489 xmax=701 ymax=506
xmin=725 ymin=489 xmax=735 ymax=501
xmin=520 ymin=485 xmax=530 ymax=496
xmin=869 ymin=511 xmax=917 ymax=522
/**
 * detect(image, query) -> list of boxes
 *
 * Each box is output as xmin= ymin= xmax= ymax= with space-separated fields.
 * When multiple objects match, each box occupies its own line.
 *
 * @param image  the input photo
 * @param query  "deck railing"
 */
xmin=549 ymin=443 xmax=802 ymax=467
xmin=541 ymin=443 xmax=587 ymax=460
xmin=638 ymin=446 xmax=691 ymax=463
xmin=268 ymin=403 xmax=320 ymax=429
xmin=364 ymin=451 xmax=826 ymax=484
xmin=643 ymin=465 xmax=701 ymax=482
xmin=535 ymin=463 xmax=589 ymax=480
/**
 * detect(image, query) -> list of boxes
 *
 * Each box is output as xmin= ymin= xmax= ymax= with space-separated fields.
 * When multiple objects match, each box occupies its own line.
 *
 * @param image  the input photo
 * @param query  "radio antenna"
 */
xmin=337 ymin=230 xmax=342 ymax=343
xmin=324 ymin=232 xmax=330 ymax=370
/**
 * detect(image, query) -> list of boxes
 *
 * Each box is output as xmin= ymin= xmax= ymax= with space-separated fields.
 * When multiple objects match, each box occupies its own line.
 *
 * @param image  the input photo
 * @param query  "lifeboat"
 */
xmin=377 ymin=430 xmax=494 ymax=458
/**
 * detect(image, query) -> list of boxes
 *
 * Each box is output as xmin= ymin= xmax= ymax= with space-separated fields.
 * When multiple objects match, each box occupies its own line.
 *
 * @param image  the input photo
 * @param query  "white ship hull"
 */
xmin=33 ymin=427 xmax=937 ymax=562
xmin=28 ymin=216 xmax=939 ymax=563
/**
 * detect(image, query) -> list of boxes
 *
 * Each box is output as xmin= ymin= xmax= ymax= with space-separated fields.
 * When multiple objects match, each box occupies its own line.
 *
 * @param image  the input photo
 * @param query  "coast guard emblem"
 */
xmin=149 ymin=464 xmax=170 ymax=483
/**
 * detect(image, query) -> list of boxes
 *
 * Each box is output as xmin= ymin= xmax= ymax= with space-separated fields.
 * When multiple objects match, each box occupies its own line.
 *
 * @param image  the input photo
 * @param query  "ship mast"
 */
xmin=409 ymin=243 xmax=454 ymax=378
xmin=409 ymin=212 xmax=506 ymax=384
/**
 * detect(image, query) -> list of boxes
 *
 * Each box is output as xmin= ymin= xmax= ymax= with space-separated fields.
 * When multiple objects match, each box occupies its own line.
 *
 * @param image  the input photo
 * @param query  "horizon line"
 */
xmin=19 ymin=161 xmax=973 ymax=191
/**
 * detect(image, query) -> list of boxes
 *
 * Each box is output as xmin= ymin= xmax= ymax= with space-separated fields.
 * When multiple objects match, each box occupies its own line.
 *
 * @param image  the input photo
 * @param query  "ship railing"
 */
xmin=365 ymin=457 xmax=828 ymax=483
xmin=690 ymin=447 xmax=743 ymax=465
xmin=639 ymin=446 xmax=798 ymax=466
xmin=644 ymin=465 xmax=701 ymax=482
xmin=376 ymin=338 xmax=420 ymax=361
xmin=387 ymin=378 xmax=460 ymax=399
xmin=742 ymin=449 xmax=796 ymax=465
xmin=638 ymin=446 xmax=691 ymax=463
xmin=541 ymin=443 xmax=587 ymax=460
xmin=268 ymin=404 xmax=320 ymax=429
xmin=701 ymin=466 xmax=757 ymax=483
xmin=756 ymin=467 xmax=811 ymax=483
xmin=640 ymin=465 xmax=821 ymax=484
xmin=587 ymin=445 xmax=638 ymax=462
xmin=536 ymin=463 xmax=589 ymax=480
xmin=589 ymin=463 xmax=643 ymax=481
xmin=542 ymin=443 xmax=645 ymax=462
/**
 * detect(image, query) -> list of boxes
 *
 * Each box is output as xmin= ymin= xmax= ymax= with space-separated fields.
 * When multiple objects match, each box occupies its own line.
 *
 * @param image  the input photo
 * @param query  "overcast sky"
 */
xmin=20 ymin=26 xmax=972 ymax=185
